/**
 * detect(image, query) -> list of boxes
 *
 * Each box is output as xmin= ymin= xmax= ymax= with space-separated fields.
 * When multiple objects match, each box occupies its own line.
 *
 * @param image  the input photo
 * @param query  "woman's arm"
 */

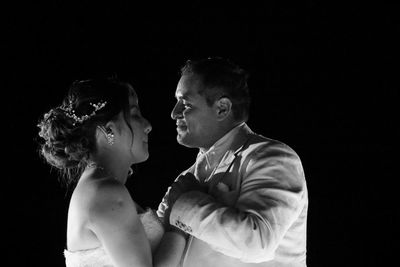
xmin=88 ymin=178 xmax=152 ymax=267
xmin=153 ymin=227 xmax=187 ymax=267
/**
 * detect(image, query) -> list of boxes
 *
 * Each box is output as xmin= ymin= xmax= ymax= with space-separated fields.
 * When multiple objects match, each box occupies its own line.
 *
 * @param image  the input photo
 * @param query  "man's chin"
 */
xmin=177 ymin=135 xmax=186 ymax=145
xmin=177 ymin=135 xmax=195 ymax=148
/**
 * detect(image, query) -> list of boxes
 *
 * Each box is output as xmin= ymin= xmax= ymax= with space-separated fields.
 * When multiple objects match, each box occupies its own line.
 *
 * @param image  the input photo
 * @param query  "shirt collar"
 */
xmin=198 ymin=122 xmax=246 ymax=168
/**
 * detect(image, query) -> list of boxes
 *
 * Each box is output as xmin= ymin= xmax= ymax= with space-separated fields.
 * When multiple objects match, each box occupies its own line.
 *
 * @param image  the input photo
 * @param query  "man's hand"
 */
xmin=167 ymin=172 xmax=205 ymax=208
xmin=161 ymin=172 xmax=206 ymax=226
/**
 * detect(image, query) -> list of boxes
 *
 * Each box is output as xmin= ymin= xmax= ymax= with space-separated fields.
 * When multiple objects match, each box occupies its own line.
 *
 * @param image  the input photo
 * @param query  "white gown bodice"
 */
xmin=64 ymin=209 xmax=164 ymax=267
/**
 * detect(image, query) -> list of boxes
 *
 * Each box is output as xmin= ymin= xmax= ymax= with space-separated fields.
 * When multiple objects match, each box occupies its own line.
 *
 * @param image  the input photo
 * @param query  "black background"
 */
xmin=3 ymin=2 xmax=398 ymax=266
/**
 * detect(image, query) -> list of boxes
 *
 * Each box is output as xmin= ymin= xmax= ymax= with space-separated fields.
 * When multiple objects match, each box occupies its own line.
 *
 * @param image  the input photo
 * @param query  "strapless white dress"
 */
xmin=64 ymin=209 xmax=164 ymax=267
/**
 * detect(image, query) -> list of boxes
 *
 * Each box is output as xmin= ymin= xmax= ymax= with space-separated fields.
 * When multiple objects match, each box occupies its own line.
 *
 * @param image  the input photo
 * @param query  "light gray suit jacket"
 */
xmin=157 ymin=124 xmax=308 ymax=267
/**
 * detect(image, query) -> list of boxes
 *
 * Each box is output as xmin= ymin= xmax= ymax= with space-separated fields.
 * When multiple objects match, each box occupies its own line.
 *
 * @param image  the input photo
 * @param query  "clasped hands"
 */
xmin=163 ymin=172 xmax=206 ymax=227
xmin=167 ymin=172 xmax=205 ymax=209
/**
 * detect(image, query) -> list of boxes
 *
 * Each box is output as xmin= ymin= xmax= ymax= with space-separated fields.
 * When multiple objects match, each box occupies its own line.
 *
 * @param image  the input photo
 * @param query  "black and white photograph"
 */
xmin=3 ymin=2 xmax=397 ymax=266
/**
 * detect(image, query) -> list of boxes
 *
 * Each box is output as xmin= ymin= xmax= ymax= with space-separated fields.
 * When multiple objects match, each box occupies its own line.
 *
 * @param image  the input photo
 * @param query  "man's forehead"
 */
xmin=175 ymin=75 xmax=202 ymax=99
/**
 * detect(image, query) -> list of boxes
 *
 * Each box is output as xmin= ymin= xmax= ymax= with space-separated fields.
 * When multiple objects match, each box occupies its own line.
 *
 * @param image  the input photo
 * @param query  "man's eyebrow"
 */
xmin=176 ymin=93 xmax=193 ymax=100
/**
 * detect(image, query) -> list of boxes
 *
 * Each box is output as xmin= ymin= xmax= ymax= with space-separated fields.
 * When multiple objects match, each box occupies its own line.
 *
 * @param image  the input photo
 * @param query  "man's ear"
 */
xmin=215 ymin=97 xmax=232 ymax=121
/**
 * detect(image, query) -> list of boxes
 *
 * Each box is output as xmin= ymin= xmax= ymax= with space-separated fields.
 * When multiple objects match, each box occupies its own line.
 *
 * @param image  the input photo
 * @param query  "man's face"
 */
xmin=171 ymin=74 xmax=219 ymax=150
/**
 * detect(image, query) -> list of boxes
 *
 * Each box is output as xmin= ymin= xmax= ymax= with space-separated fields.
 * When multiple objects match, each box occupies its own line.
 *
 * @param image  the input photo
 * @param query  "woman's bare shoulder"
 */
xmin=73 ymin=177 xmax=137 ymax=220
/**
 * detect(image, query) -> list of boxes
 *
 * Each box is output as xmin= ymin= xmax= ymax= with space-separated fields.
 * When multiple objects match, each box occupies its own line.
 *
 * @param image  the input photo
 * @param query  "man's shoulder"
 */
xmin=240 ymin=124 xmax=293 ymax=148
xmin=240 ymin=130 xmax=306 ymax=184
xmin=242 ymin=130 xmax=300 ymax=161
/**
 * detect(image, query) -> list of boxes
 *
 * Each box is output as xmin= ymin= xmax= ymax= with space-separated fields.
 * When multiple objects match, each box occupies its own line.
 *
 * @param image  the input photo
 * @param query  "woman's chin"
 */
xmin=132 ymin=154 xmax=149 ymax=164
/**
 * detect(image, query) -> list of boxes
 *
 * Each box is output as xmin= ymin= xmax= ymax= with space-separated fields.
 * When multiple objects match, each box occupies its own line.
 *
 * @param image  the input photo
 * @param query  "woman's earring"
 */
xmin=106 ymin=131 xmax=115 ymax=146
xmin=97 ymin=126 xmax=115 ymax=145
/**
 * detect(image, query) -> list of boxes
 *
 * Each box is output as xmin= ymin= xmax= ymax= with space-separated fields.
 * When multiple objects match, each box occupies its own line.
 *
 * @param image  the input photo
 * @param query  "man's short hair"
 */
xmin=181 ymin=57 xmax=251 ymax=122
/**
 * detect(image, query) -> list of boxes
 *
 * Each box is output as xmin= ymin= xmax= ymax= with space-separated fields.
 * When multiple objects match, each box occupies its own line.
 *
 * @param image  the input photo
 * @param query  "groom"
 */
xmin=157 ymin=57 xmax=308 ymax=267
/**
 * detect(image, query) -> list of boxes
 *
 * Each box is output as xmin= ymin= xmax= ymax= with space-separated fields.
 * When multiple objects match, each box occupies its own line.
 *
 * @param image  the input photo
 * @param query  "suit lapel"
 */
xmin=206 ymin=124 xmax=253 ymax=187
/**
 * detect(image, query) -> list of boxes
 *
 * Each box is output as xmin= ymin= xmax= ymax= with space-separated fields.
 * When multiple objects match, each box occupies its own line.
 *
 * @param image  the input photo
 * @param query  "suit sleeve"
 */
xmin=156 ymin=168 xmax=194 ymax=223
xmin=169 ymin=143 xmax=308 ymax=263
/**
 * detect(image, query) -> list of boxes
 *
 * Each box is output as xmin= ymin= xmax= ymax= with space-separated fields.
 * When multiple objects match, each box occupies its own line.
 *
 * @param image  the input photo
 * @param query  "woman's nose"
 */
xmin=143 ymin=118 xmax=152 ymax=134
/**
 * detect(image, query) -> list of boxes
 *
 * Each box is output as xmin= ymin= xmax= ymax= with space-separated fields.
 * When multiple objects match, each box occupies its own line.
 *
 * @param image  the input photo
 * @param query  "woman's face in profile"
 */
xmin=121 ymin=92 xmax=152 ymax=164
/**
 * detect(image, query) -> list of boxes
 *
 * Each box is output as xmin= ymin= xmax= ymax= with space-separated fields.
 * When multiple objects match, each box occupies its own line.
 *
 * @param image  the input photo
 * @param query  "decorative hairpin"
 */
xmin=60 ymin=100 xmax=107 ymax=126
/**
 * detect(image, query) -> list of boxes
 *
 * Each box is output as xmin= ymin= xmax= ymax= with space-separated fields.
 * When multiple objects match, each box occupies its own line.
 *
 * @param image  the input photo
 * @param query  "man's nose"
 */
xmin=171 ymin=102 xmax=183 ymax=120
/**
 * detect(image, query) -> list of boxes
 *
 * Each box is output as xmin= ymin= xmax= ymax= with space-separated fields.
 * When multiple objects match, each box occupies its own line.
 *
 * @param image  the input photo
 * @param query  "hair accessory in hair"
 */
xmin=61 ymin=100 xmax=107 ymax=126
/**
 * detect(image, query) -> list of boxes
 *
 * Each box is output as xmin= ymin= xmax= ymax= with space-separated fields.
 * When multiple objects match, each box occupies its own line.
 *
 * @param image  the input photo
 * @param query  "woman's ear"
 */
xmin=104 ymin=121 xmax=117 ymax=133
xmin=97 ymin=122 xmax=116 ymax=146
xmin=215 ymin=97 xmax=232 ymax=121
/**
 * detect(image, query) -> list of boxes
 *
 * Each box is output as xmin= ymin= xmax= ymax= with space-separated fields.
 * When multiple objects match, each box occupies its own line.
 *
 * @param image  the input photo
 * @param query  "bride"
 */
xmin=37 ymin=77 xmax=186 ymax=267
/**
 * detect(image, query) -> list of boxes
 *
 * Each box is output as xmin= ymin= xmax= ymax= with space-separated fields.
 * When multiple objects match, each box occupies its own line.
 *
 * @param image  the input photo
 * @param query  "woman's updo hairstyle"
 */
xmin=37 ymin=77 xmax=135 ymax=185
